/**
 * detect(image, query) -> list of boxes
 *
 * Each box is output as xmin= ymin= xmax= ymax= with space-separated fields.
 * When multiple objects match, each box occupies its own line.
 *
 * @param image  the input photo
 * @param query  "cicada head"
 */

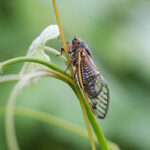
xmin=72 ymin=37 xmax=92 ymax=57
xmin=72 ymin=38 xmax=82 ymax=50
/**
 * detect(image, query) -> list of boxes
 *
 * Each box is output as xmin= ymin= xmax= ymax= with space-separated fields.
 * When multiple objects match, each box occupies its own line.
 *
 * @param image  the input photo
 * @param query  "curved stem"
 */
xmin=75 ymin=86 xmax=109 ymax=150
xmin=0 ymin=74 xmax=20 ymax=83
xmin=3 ymin=107 xmax=88 ymax=140
xmin=52 ymin=1 xmax=97 ymax=150
xmin=0 ymin=56 xmax=71 ymax=78
xmin=79 ymin=99 xmax=96 ymax=150
xmin=44 ymin=46 xmax=67 ymax=64
xmin=0 ymin=106 xmax=120 ymax=150
xmin=5 ymin=72 xmax=54 ymax=150
xmin=5 ymin=84 xmax=20 ymax=150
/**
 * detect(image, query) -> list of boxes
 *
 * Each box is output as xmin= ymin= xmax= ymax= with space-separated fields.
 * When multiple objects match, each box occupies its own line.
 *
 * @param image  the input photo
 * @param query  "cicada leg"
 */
xmin=64 ymin=60 xmax=78 ymax=82
xmin=56 ymin=47 xmax=65 ymax=56
xmin=57 ymin=41 xmax=72 ymax=56
xmin=73 ymin=67 xmax=78 ymax=82
xmin=64 ymin=60 xmax=73 ymax=73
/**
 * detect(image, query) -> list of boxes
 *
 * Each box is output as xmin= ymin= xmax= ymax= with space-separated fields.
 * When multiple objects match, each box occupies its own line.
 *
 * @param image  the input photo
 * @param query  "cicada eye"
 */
xmin=76 ymin=39 xmax=81 ymax=45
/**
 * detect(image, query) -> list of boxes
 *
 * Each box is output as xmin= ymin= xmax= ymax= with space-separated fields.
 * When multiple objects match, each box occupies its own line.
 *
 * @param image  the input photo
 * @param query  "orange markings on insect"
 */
xmin=76 ymin=39 xmax=81 ymax=44
xmin=81 ymin=50 xmax=88 ymax=56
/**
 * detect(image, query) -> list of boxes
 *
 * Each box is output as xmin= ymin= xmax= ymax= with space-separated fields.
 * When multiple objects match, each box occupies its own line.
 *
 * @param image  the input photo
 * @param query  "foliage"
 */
xmin=0 ymin=1 xmax=120 ymax=150
xmin=0 ymin=0 xmax=150 ymax=150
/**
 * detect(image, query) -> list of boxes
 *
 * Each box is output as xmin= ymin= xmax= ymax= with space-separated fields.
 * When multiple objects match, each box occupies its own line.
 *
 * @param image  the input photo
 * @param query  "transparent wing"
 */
xmin=79 ymin=54 xmax=109 ymax=119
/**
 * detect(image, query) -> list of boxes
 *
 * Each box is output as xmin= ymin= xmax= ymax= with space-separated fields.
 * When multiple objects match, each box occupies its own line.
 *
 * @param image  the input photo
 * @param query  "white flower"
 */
xmin=20 ymin=24 xmax=60 ymax=85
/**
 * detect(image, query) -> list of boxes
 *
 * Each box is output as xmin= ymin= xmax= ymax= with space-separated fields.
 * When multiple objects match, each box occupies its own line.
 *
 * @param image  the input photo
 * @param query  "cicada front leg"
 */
xmin=57 ymin=41 xmax=72 ymax=56
xmin=64 ymin=59 xmax=78 ymax=82
xmin=64 ymin=60 xmax=73 ymax=73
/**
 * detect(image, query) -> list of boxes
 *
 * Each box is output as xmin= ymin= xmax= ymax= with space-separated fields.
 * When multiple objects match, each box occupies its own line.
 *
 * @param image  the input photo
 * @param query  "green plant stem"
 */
xmin=75 ymin=86 xmax=109 ymax=150
xmin=52 ymin=1 xmax=97 ymax=150
xmin=5 ymin=72 xmax=53 ymax=150
xmin=44 ymin=46 xmax=67 ymax=64
xmin=5 ymin=84 xmax=20 ymax=150
xmin=0 ymin=56 xmax=71 ymax=78
xmin=0 ymin=106 xmax=120 ymax=150
xmin=79 ymin=99 xmax=96 ymax=150
xmin=0 ymin=74 xmax=20 ymax=83
xmin=2 ymin=106 xmax=88 ymax=140
xmin=52 ymin=0 xmax=74 ymax=77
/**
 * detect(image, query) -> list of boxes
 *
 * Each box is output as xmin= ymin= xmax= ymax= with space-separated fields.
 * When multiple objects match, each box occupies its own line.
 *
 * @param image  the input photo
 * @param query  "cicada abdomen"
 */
xmin=78 ymin=52 xmax=109 ymax=119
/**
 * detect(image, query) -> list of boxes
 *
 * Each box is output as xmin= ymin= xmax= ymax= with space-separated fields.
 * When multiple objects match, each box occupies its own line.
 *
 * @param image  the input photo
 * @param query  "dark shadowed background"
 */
xmin=0 ymin=0 xmax=150 ymax=150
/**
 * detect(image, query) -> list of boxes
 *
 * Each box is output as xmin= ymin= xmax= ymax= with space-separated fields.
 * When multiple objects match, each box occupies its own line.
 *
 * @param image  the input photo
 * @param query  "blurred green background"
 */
xmin=0 ymin=0 xmax=150 ymax=150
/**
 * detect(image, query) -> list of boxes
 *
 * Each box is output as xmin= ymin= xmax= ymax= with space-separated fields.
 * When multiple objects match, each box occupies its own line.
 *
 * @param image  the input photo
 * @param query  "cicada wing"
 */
xmin=90 ymin=76 xmax=109 ymax=119
xmin=79 ymin=54 xmax=109 ymax=119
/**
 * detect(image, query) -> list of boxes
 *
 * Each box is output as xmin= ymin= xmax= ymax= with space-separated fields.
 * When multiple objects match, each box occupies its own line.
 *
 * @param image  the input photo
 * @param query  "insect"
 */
xmin=61 ymin=38 xmax=109 ymax=119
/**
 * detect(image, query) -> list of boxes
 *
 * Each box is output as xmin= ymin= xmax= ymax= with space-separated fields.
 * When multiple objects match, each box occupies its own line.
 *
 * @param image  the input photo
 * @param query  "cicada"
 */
xmin=61 ymin=38 xmax=109 ymax=119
